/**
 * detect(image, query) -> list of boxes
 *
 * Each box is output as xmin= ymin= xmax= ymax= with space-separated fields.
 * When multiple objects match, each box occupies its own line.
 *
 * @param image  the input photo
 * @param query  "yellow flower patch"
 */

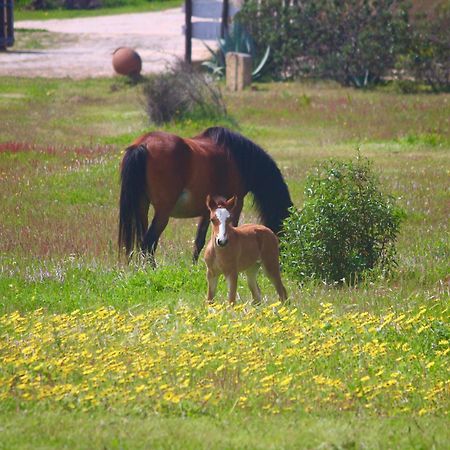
xmin=0 ymin=302 xmax=448 ymax=416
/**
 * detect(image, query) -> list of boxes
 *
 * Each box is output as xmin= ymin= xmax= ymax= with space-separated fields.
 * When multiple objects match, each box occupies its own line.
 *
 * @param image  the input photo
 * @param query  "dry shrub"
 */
xmin=142 ymin=61 xmax=227 ymax=125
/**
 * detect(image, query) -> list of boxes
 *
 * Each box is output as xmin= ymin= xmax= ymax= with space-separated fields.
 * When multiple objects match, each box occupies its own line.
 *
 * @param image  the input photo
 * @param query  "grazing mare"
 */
xmin=204 ymin=195 xmax=287 ymax=305
xmin=118 ymin=127 xmax=292 ymax=264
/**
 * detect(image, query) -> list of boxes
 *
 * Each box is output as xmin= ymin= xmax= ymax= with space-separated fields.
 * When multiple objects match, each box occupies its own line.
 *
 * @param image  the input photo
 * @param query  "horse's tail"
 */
xmin=118 ymin=144 xmax=148 ymax=257
xmin=201 ymin=127 xmax=292 ymax=233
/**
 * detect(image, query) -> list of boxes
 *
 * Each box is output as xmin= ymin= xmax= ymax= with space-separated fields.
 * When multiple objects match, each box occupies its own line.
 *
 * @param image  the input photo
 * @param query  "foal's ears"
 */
xmin=206 ymin=195 xmax=237 ymax=212
xmin=206 ymin=195 xmax=217 ymax=211
xmin=224 ymin=196 xmax=237 ymax=211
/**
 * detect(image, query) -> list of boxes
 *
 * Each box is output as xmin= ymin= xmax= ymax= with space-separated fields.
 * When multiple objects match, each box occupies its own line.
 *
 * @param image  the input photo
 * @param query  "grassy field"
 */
xmin=0 ymin=76 xmax=449 ymax=448
xmin=14 ymin=0 xmax=181 ymax=21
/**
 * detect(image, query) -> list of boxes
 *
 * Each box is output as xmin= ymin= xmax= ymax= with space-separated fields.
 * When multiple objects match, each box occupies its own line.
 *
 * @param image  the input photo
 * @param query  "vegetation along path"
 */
xmin=0 ymin=7 xmax=211 ymax=78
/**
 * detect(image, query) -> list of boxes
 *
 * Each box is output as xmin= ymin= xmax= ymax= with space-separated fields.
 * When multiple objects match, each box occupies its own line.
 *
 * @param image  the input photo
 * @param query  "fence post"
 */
xmin=0 ymin=0 xmax=14 ymax=51
xmin=185 ymin=0 xmax=192 ymax=64
xmin=221 ymin=0 xmax=229 ymax=38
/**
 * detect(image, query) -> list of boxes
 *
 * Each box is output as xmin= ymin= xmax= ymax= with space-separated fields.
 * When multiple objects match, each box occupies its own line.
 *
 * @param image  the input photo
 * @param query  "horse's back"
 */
xmin=135 ymin=131 xmax=191 ymax=165
xmin=127 ymin=130 xmax=246 ymax=219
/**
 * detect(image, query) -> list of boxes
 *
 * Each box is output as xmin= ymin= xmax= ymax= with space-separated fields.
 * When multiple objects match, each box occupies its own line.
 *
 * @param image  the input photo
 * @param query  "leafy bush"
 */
xmin=281 ymin=156 xmax=404 ymax=284
xmin=238 ymin=0 xmax=410 ymax=86
xmin=142 ymin=60 xmax=227 ymax=125
xmin=405 ymin=3 xmax=450 ymax=92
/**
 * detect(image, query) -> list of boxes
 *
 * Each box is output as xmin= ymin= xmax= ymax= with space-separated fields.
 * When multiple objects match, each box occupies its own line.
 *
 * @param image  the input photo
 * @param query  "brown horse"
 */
xmin=118 ymin=127 xmax=292 ymax=264
xmin=204 ymin=195 xmax=287 ymax=305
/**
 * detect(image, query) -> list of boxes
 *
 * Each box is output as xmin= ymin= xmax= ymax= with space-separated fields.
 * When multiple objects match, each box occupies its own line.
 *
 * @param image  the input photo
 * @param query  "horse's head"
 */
xmin=206 ymin=195 xmax=237 ymax=247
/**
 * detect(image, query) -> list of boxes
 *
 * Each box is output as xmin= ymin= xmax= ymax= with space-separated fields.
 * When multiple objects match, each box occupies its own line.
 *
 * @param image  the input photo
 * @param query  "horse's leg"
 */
xmin=231 ymin=197 xmax=244 ymax=227
xmin=270 ymin=272 xmax=288 ymax=302
xmin=206 ymin=269 xmax=219 ymax=303
xmin=138 ymin=198 xmax=150 ymax=249
xmin=193 ymin=214 xmax=209 ymax=264
xmin=246 ymin=265 xmax=262 ymax=305
xmin=226 ymin=272 xmax=238 ymax=305
xmin=141 ymin=211 xmax=169 ymax=267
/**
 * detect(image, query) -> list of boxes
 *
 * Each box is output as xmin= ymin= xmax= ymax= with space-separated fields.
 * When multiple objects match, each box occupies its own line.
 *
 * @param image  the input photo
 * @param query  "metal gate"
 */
xmin=0 ymin=0 xmax=14 ymax=50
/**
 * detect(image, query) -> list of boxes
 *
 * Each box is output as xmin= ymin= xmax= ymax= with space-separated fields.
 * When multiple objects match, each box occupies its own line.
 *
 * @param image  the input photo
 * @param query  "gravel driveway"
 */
xmin=0 ymin=8 xmax=213 ymax=78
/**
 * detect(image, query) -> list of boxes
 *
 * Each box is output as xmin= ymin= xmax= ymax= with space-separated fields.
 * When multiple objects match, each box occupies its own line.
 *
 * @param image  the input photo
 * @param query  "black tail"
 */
xmin=202 ymin=127 xmax=292 ymax=233
xmin=118 ymin=144 xmax=148 ymax=256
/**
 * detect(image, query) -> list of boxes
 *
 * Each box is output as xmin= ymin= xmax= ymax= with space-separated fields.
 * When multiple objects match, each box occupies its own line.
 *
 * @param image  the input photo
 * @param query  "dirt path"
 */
xmin=0 ymin=8 xmax=213 ymax=78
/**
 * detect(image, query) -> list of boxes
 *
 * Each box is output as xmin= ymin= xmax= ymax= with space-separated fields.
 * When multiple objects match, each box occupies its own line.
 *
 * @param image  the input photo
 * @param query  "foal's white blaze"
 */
xmin=215 ymin=207 xmax=230 ymax=246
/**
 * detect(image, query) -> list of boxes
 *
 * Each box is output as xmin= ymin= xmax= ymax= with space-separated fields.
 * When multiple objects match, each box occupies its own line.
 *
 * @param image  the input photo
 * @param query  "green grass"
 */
xmin=0 ymin=412 xmax=448 ymax=449
xmin=0 ymin=77 xmax=449 ymax=448
xmin=14 ymin=0 xmax=181 ymax=21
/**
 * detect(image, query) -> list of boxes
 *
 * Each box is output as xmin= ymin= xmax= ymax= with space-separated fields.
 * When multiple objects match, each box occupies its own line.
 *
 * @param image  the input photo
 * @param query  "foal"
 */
xmin=204 ymin=195 xmax=287 ymax=305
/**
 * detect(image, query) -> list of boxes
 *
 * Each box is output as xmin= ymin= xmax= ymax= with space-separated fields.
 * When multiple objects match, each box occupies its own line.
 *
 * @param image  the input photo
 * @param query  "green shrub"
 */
xmin=280 ymin=156 xmax=404 ymax=284
xmin=142 ymin=60 xmax=228 ymax=125
xmin=238 ymin=0 xmax=410 ymax=86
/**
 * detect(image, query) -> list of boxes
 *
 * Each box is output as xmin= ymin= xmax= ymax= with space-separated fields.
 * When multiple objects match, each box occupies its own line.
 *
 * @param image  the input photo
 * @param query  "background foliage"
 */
xmin=405 ymin=2 xmax=450 ymax=92
xmin=238 ymin=0 xmax=410 ymax=86
xmin=237 ymin=0 xmax=449 ymax=90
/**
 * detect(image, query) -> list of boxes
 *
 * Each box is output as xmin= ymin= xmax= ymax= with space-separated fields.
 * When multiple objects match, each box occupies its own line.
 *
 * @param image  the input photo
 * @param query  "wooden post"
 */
xmin=226 ymin=52 xmax=252 ymax=91
xmin=7 ymin=0 xmax=13 ymax=47
xmin=221 ymin=0 xmax=229 ymax=38
xmin=185 ymin=0 xmax=192 ymax=64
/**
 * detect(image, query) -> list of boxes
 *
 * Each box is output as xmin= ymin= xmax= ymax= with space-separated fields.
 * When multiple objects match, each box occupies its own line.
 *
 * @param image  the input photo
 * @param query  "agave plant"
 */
xmin=202 ymin=22 xmax=270 ymax=80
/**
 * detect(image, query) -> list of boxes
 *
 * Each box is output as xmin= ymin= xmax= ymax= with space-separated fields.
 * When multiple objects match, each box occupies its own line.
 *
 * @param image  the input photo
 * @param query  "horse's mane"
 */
xmin=200 ymin=127 xmax=292 ymax=233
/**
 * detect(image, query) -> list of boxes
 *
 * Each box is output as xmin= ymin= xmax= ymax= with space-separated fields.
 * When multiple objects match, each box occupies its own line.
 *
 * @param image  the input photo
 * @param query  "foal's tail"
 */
xmin=201 ymin=127 xmax=293 ymax=233
xmin=118 ymin=144 xmax=148 ymax=257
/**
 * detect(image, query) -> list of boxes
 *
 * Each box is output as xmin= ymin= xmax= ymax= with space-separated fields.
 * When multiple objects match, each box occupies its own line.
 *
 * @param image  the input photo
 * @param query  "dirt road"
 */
xmin=0 ymin=8 xmax=213 ymax=78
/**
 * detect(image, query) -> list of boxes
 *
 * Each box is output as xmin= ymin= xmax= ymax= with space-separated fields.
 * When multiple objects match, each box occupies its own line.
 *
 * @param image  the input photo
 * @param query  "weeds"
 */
xmin=142 ymin=61 xmax=228 ymax=125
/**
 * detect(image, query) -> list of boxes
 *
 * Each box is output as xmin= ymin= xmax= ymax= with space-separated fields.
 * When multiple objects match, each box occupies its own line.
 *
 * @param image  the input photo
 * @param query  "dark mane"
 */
xmin=201 ymin=127 xmax=292 ymax=233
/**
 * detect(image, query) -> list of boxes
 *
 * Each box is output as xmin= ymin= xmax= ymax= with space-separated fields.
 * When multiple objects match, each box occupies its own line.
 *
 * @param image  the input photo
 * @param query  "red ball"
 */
xmin=112 ymin=47 xmax=142 ymax=76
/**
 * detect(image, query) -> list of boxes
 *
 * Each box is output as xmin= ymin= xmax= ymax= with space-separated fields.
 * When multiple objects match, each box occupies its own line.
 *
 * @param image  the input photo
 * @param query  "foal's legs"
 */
xmin=226 ymin=273 xmax=238 ymax=305
xmin=206 ymin=269 xmax=219 ymax=303
xmin=246 ymin=265 xmax=262 ymax=305
xmin=193 ymin=214 xmax=209 ymax=263
xmin=262 ymin=258 xmax=287 ymax=301
xmin=141 ymin=211 xmax=169 ymax=267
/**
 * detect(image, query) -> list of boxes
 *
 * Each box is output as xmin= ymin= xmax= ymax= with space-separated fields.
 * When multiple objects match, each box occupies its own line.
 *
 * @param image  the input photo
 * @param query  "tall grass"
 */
xmin=0 ymin=77 xmax=448 ymax=448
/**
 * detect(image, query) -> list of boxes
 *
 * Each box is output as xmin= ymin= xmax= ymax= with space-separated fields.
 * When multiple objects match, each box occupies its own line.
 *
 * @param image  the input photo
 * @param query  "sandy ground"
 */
xmin=0 ymin=8 xmax=214 ymax=78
